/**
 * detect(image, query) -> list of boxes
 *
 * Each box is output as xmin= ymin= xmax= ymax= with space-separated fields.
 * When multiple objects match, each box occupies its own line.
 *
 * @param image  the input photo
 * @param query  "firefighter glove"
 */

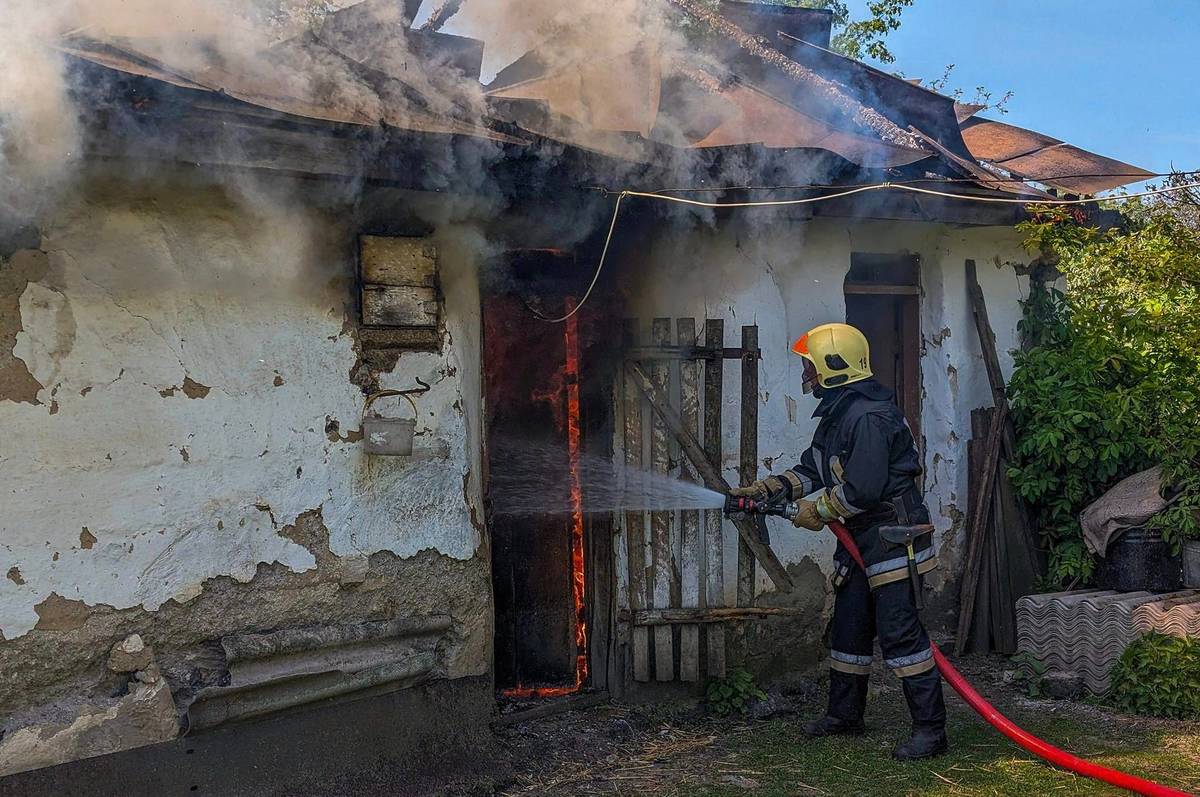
xmin=729 ymin=475 xmax=787 ymax=502
xmin=791 ymin=499 xmax=825 ymax=531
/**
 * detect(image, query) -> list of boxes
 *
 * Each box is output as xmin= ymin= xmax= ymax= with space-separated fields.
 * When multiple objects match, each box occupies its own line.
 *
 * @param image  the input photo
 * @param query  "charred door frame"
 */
xmin=479 ymin=250 xmax=621 ymax=699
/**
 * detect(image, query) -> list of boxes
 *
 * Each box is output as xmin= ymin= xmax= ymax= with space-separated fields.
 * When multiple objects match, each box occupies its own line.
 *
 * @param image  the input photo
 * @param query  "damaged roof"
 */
xmin=62 ymin=0 xmax=1150 ymax=201
xmin=59 ymin=1 xmax=521 ymax=144
xmin=959 ymin=117 xmax=1154 ymax=194
xmin=484 ymin=0 xmax=1149 ymax=195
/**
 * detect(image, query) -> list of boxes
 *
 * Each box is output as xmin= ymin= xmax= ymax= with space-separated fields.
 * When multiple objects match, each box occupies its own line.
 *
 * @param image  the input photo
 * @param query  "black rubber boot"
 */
xmin=802 ymin=671 xmax=868 ymax=737
xmin=893 ymin=669 xmax=948 ymax=760
xmin=892 ymin=725 xmax=948 ymax=760
xmin=801 ymin=714 xmax=866 ymax=738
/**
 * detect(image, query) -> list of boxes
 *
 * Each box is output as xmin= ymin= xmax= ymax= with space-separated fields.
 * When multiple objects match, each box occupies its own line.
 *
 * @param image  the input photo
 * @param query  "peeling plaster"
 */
xmin=0 ymin=249 xmax=50 ymax=404
xmin=0 ymin=510 xmax=491 ymax=723
xmin=0 ymin=180 xmax=484 ymax=639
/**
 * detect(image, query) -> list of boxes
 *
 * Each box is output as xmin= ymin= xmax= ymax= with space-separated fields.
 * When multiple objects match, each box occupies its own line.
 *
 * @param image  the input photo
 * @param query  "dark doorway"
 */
xmin=482 ymin=250 xmax=613 ymax=697
xmin=844 ymin=253 xmax=921 ymax=442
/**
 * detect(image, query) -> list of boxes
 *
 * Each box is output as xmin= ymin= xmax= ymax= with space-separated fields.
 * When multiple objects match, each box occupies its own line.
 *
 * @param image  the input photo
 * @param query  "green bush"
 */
xmin=1008 ymin=203 xmax=1200 ymax=586
xmin=1108 ymin=633 xmax=1200 ymax=720
xmin=705 ymin=668 xmax=766 ymax=717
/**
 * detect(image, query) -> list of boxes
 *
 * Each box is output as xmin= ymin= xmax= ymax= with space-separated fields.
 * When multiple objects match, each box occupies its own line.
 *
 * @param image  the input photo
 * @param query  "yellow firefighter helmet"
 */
xmin=791 ymin=322 xmax=873 ymax=393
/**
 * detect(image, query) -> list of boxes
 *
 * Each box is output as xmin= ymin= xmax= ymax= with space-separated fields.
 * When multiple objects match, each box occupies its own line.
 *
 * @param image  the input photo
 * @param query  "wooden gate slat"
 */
xmin=678 ymin=318 xmax=701 ymax=682
xmin=737 ymin=325 xmax=759 ymax=616
xmin=650 ymin=318 xmax=675 ymax=681
xmin=703 ymin=319 xmax=727 ymax=678
xmin=622 ymin=320 xmax=651 ymax=682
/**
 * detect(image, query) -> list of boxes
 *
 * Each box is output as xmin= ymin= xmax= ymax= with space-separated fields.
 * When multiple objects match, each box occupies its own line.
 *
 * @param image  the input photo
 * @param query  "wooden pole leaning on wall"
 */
xmin=965 ymin=260 xmax=1039 ymax=553
xmin=957 ymin=259 xmax=1039 ymax=655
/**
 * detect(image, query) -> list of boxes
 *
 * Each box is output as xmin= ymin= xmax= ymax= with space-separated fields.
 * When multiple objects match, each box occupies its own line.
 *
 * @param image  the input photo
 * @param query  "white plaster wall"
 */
xmin=0 ymin=177 xmax=484 ymax=638
xmin=630 ymin=213 xmax=1029 ymax=600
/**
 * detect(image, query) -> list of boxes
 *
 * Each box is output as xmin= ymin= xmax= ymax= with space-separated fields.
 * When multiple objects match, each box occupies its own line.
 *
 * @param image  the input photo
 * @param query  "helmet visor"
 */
xmin=801 ymin=358 xmax=820 ymax=394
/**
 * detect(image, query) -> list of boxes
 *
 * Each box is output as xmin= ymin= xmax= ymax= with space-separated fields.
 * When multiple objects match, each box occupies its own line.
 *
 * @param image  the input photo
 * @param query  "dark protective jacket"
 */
xmin=779 ymin=378 xmax=934 ymax=589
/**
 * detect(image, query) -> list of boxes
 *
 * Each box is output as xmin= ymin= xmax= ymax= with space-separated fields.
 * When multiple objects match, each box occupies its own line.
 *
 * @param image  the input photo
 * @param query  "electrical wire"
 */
xmin=625 ymin=180 xmax=1200 ymax=208
xmin=641 ymin=172 xmax=1195 ymax=194
xmin=539 ymin=179 xmax=1200 ymax=323
xmin=530 ymin=191 xmax=627 ymax=323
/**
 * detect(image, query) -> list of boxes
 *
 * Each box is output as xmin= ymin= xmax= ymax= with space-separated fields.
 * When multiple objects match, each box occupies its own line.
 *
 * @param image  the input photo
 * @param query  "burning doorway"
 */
xmin=482 ymin=250 xmax=614 ymax=698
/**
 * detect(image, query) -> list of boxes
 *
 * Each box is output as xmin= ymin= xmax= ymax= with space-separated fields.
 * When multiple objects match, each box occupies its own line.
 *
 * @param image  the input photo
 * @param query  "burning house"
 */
xmin=0 ymin=0 xmax=1151 ymax=792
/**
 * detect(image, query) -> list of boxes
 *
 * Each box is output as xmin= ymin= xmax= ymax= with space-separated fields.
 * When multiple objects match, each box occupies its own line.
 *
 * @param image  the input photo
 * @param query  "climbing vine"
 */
xmin=1008 ymin=201 xmax=1200 ymax=586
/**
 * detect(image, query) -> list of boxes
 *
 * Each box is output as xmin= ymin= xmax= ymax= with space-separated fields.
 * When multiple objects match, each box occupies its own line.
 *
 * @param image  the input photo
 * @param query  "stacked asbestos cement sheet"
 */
xmin=1132 ymin=591 xmax=1200 ymax=636
xmin=1015 ymin=589 xmax=1200 ymax=694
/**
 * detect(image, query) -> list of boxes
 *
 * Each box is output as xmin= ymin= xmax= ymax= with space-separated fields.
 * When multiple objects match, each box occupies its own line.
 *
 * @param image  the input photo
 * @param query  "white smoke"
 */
xmin=0 ymin=0 xmax=831 ymax=241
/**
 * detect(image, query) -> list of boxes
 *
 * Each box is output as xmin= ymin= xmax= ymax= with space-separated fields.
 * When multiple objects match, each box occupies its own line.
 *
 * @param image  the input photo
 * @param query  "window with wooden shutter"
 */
xmin=358 ymin=235 xmax=440 ymax=351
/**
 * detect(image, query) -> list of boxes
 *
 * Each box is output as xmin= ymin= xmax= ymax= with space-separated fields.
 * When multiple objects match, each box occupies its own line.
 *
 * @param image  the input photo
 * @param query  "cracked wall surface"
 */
xmin=628 ymin=217 xmax=1028 ymax=623
xmin=0 ymin=173 xmax=490 ymax=728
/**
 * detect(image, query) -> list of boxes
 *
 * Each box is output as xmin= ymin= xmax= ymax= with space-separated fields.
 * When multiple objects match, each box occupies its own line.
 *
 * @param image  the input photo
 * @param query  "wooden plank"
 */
xmin=678 ymin=318 xmax=702 ymax=682
xmin=357 ymin=326 xmax=439 ymax=352
xmin=900 ymin=294 xmax=922 ymax=448
xmin=609 ymin=379 xmax=630 ymax=699
xmin=650 ymin=318 xmax=674 ymax=682
xmin=990 ymin=465 xmax=1016 ymax=654
xmin=622 ymin=320 xmax=651 ymax=682
xmin=359 ymin=236 xmax=437 ymax=287
xmin=738 ymin=326 xmax=760 ymax=613
xmin=492 ymin=692 xmax=610 ymax=727
xmin=843 ymin=282 xmax=922 ymax=295
xmin=966 ymin=259 xmax=1042 ymax=592
xmin=629 ymin=607 xmax=804 ymax=626
xmin=703 ymin=319 xmax=727 ymax=679
xmin=361 ymin=285 xmax=438 ymax=327
xmin=955 ymin=401 xmax=1007 ymax=655
xmin=624 ymin=361 xmax=794 ymax=592
xmin=626 ymin=345 xmax=719 ymax=361
xmin=964 ymin=410 xmax=983 ymax=654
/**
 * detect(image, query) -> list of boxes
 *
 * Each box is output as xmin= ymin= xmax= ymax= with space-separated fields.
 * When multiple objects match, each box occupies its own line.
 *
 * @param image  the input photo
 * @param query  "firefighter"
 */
xmin=730 ymin=322 xmax=947 ymax=760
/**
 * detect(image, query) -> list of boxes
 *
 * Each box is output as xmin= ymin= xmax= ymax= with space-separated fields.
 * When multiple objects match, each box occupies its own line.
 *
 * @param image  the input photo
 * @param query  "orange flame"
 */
xmin=502 ymin=300 xmax=588 ymax=699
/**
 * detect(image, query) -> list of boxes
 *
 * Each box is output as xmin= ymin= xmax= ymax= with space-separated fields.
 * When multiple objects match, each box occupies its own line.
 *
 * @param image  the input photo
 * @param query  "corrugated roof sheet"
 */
xmin=682 ymin=70 xmax=930 ymax=167
xmin=961 ymin=117 xmax=1154 ymax=194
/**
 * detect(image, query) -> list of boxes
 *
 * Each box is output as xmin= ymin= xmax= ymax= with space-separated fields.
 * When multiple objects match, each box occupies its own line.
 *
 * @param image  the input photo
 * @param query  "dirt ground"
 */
xmin=485 ymin=657 xmax=1200 ymax=797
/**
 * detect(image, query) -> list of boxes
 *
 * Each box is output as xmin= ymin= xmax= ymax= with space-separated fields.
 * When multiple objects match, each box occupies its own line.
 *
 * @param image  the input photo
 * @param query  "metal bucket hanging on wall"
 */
xmin=361 ymin=379 xmax=429 ymax=456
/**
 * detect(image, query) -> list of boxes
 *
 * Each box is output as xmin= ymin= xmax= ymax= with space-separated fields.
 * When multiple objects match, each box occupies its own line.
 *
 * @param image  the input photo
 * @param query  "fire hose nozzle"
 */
xmin=723 ymin=494 xmax=798 ymax=520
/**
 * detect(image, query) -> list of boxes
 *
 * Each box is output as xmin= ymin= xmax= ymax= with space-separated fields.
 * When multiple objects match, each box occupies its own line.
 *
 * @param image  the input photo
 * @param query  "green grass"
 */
xmin=687 ymin=698 xmax=1200 ymax=797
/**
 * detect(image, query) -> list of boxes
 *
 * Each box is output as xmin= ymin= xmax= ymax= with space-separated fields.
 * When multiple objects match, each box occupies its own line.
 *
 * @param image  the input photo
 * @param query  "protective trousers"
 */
xmin=825 ymin=561 xmax=946 ymax=730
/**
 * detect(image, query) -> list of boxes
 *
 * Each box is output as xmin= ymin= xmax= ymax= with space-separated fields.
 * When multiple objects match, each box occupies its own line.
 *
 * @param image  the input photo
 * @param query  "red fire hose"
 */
xmin=826 ymin=520 xmax=1192 ymax=797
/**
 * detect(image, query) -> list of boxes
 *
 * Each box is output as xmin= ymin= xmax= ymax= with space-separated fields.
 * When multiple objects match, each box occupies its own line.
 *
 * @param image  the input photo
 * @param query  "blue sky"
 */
xmin=849 ymin=0 xmax=1200 ymax=183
